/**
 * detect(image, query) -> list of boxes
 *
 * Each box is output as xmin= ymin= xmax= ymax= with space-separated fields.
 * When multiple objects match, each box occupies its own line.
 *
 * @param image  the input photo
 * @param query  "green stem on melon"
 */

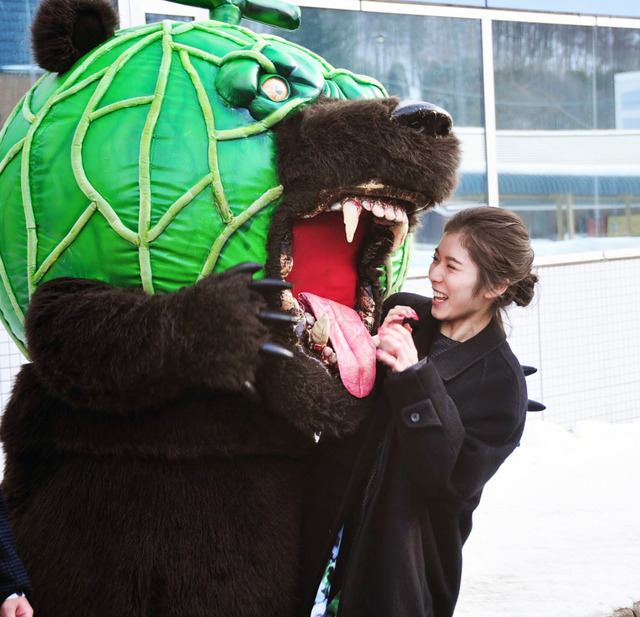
xmin=198 ymin=184 xmax=282 ymax=278
xmin=53 ymin=68 xmax=110 ymax=106
xmin=137 ymin=21 xmax=175 ymax=292
xmin=139 ymin=244 xmax=154 ymax=294
xmin=218 ymin=49 xmax=276 ymax=73
xmin=33 ymin=203 xmax=98 ymax=285
xmin=89 ymin=96 xmax=156 ymax=121
xmin=147 ymin=174 xmax=216 ymax=242
xmin=193 ymin=22 xmax=259 ymax=46
xmin=178 ymin=49 xmax=232 ymax=225
xmin=382 ymin=232 xmax=413 ymax=299
xmin=0 ymin=139 xmax=25 ymax=176
xmin=171 ymin=43 xmax=223 ymax=65
xmin=0 ymin=252 xmax=26 ymax=327
xmin=0 ymin=305 xmax=28 ymax=358
xmin=214 ymin=96 xmax=310 ymax=140
xmin=21 ymin=89 xmax=36 ymax=124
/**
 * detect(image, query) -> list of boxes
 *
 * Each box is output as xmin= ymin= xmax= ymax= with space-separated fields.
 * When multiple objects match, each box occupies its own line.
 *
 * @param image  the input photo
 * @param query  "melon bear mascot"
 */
xmin=0 ymin=0 xmax=460 ymax=614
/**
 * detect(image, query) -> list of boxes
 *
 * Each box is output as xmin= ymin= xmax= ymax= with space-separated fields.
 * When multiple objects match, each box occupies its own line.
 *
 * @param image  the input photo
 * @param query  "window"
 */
xmin=493 ymin=22 xmax=640 ymax=243
xmin=0 ymin=0 xmax=42 ymax=127
xmin=250 ymin=8 xmax=486 ymax=247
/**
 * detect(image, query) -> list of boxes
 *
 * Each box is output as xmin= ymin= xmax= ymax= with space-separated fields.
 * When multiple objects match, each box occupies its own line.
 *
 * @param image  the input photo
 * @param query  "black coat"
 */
xmin=299 ymin=292 xmax=527 ymax=617
xmin=0 ymin=491 xmax=32 ymax=602
xmin=0 ymin=273 xmax=371 ymax=617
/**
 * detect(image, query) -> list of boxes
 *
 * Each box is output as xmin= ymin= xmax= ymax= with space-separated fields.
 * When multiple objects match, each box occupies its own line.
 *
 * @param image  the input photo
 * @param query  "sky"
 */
xmin=455 ymin=417 xmax=640 ymax=617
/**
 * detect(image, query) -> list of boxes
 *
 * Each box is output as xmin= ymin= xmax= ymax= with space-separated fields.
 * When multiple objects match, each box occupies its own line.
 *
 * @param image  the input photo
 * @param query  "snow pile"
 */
xmin=456 ymin=418 xmax=640 ymax=617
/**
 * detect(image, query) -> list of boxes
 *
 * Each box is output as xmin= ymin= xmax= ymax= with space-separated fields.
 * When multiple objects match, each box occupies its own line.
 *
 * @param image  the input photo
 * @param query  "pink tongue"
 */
xmin=298 ymin=292 xmax=376 ymax=398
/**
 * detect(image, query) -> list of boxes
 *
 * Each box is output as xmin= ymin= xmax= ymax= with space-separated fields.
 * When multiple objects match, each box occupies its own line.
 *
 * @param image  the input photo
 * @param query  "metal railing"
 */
xmin=404 ymin=246 xmax=640 ymax=427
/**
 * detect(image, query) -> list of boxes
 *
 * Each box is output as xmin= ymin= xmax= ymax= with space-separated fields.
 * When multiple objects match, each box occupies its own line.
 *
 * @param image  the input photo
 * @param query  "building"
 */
xmin=1 ymin=1 xmax=640 ymax=424
xmin=2 ymin=0 xmax=640 ymax=249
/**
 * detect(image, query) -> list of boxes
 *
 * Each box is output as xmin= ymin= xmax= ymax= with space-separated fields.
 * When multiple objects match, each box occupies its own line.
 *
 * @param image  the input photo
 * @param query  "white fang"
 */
xmin=343 ymin=199 xmax=361 ymax=243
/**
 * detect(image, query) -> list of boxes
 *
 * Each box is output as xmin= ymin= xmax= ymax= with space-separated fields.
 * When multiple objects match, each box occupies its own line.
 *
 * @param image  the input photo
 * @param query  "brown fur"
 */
xmin=267 ymin=96 xmax=460 ymax=323
xmin=1 ymin=95 xmax=459 ymax=616
xmin=31 ymin=0 xmax=118 ymax=73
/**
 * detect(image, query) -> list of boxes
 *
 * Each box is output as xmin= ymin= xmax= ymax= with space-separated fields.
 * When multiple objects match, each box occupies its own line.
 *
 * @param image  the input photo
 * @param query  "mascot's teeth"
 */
xmin=343 ymin=199 xmax=361 ymax=243
xmin=323 ymin=345 xmax=338 ymax=365
xmin=324 ymin=197 xmax=410 ymax=249
xmin=372 ymin=202 xmax=385 ymax=218
xmin=310 ymin=313 xmax=330 ymax=347
xmin=391 ymin=218 xmax=409 ymax=253
xmin=281 ymin=288 xmax=295 ymax=311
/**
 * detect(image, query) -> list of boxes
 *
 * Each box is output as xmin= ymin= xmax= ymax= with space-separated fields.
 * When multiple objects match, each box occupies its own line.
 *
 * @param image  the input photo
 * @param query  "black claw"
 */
xmin=260 ymin=341 xmax=295 ymax=359
xmin=259 ymin=310 xmax=298 ymax=326
xmin=522 ymin=365 xmax=538 ymax=376
xmin=226 ymin=262 xmax=264 ymax=275
xmin=527 ymin=399 xmax=546 ymax=412
xmin=250 ymin=278 xmax=294 ymax=294
xmin=241 ymin=380 xmax=262 ymax=405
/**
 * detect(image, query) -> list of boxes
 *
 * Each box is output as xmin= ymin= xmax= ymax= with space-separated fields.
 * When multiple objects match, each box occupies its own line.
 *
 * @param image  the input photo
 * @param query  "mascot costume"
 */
xmin=0 ymin=0 xmax=461 ymax=614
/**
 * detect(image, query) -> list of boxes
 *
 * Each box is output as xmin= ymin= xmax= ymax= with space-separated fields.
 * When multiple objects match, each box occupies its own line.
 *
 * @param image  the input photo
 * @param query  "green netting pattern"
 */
xmin=0 ymin=18 xmax=405 ymax=355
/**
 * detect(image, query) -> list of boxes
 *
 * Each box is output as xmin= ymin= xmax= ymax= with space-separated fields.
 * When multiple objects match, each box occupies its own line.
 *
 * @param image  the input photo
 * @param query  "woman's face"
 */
xmin=428 ymin=232 xmax=497 ymax=338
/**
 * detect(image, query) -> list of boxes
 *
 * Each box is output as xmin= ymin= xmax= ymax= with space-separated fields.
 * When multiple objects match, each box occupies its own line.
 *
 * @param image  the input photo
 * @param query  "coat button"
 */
xmin=410 ymin=412 xmax=421 ymax=423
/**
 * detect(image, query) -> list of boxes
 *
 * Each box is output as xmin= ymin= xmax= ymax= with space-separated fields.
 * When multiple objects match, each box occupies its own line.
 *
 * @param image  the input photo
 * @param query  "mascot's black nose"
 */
xmin=391 ymin=100 xmax=453 ymax=137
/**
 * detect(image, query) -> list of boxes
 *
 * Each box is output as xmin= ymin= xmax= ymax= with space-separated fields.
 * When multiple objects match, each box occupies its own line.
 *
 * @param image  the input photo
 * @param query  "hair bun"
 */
xmin=512 ymin=272 xmax=538 ymax=307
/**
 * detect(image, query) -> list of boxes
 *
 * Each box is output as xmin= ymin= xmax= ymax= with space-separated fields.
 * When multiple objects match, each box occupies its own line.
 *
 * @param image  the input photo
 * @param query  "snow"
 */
xmin=2 ymin=360 xmax=639 ymax=616
xmin=455 ymin=417 xmax=640 ymax=617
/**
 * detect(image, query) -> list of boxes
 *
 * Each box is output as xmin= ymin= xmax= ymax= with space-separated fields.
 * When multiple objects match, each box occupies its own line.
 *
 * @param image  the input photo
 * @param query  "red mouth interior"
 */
xmin=288 ymin=211 xmax=370 ymax=308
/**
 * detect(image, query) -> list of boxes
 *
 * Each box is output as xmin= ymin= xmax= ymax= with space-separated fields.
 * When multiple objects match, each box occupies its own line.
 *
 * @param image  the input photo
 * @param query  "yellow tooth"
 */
xmin=310 ymin=313 xmax=330 ymax=347
xmin=343 ymin=199 xmax=361 ymax=243
xmin=391 ymin=218 xmax=409 ymax=253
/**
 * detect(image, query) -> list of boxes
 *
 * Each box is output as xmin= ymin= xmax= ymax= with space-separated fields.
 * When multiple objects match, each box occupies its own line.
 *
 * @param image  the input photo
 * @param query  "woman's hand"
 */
xmin=1 ymin=595 xmax=33 ymax=617
xmin=376 ymin=317 xmax=419 ymax=373
xmin=379 ymin=305 xmax=419 ymax=331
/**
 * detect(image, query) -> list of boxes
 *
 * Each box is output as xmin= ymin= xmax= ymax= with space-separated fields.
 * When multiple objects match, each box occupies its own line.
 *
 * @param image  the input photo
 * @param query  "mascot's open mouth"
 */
xmin=268 ymin=96 xmax=460 ymax=398
xmin=277 ymin=189 xmax=419 ymax=398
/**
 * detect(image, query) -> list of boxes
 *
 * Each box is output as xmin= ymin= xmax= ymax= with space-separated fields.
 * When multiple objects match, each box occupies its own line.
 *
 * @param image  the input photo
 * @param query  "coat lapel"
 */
xmin=414 ymin=300 xmax=507 ymax=382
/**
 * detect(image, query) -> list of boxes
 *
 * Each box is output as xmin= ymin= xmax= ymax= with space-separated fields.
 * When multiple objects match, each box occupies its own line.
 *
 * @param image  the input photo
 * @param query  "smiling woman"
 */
xmin=429 ymin=206 xmax=537 ymax=339
xmin=301 ymin=206 xmax=539 ymax=617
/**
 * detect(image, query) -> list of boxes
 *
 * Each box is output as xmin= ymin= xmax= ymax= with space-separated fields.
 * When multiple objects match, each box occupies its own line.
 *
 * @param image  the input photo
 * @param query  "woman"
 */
xmin=301 ymin=206 xmax=538 ymax=617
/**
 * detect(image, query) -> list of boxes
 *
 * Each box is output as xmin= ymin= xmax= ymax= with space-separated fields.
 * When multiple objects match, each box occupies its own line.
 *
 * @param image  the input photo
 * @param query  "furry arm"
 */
xmin=256 ymin=331 xmax=372 ymax=439
xmin=25 ymin=271 xmax=270 ymax=412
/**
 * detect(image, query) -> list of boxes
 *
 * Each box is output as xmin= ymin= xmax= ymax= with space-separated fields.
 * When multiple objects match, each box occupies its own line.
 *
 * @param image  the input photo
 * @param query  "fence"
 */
xmin=405 ymin=246 xmax=640 ymax=427
xmin=1 ymin=248 xmax=639 ymax=428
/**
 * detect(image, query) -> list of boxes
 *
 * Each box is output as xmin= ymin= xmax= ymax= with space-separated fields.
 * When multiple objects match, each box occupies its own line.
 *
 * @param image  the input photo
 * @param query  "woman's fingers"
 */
xmin=377 ymin=324 xmax=419 ymax=371
xmin=381 ymin=305 xmax=419 ymax=329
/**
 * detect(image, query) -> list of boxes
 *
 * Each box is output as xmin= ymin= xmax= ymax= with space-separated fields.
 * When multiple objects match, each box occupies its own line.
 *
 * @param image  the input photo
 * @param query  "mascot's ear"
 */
xmin=32 ymin=0 xmax=119 ymax=74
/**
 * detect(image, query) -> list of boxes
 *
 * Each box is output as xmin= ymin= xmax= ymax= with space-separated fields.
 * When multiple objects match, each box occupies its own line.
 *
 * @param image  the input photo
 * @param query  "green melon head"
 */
xmin=0 ymin=0 xmax=401 ymax=354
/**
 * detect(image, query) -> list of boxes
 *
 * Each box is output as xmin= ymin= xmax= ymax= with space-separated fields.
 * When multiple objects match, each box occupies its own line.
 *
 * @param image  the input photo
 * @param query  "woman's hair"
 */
xmin=443 ymin=206 xmax=538 ymax=318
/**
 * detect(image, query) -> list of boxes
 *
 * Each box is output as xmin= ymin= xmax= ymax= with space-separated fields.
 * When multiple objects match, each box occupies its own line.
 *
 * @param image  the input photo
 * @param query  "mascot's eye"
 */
xmin=261 ymin=76 xmax=289 ymax=102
